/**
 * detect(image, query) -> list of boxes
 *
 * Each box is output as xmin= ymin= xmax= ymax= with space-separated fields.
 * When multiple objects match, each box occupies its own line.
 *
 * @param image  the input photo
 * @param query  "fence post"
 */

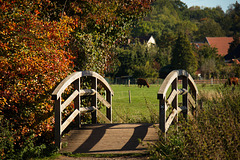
xmin=91 ymin=77 xmax=97 ymax=124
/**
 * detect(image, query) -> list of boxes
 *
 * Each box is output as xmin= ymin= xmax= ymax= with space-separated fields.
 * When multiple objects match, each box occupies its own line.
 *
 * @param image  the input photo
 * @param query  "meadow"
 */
xmin=109 ymin=83 xmax=222 ymax=123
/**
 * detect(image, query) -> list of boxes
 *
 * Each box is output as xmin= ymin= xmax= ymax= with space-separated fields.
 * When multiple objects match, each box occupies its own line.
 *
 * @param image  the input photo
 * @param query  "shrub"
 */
xmin=148 ymin=87 xmax=240 ymax=159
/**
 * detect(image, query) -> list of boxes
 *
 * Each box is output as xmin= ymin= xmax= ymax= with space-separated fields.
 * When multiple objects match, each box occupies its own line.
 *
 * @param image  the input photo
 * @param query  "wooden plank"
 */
xmin=97 ymin=92 xmax=111 ymax=108
xmin=167 ymin=89 xmax=177 ymax=106
xmin=80 ymin=106 xmax=95 ymax=112
xmin=61 ymin=90 xmax=79 ymax=112
xmin=54 ymin=98 xmax=61 ymax=149
xmin=61 ymin=109 xmax=79 ymax=133
xmin=80 ymin=89 xmax=96 ymax=96
xmin=165 ymin=109 xmax=178 ymax=132
xmin=188 ymin=94 xmax=196 ymax=108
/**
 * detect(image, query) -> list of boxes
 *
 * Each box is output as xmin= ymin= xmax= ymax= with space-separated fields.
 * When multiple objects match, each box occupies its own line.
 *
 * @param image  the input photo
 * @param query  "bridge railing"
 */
xmin=52 ymin=71 xmax=114 ymax=148
xmin=157 ymin=70 xmax=198 ymax=136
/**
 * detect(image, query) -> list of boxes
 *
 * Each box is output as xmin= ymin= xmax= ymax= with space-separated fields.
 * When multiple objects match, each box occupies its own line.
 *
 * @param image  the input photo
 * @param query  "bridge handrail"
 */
xmin=158 ymin=70 xmax=198 ymax=99
xmin=157 ymin=70 xmax=198 ymax=137
xmin=52 ymin=71 xmax=114 ymax=148
xmin=52 ymin=71 xmax=114 ymax=100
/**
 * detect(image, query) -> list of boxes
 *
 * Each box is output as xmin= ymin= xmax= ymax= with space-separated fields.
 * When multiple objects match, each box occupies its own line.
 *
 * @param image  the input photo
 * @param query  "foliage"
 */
xmin=0 ymin=0 xmax=75 ymax=154
xmin=195 ymin=18 xmax=225 ymax=41
xmin=171 ymin=33 xmax=198 ymax=75
xmin=55 ymin=0 xmax=152 ymax=75
xmin=148 ymin=87 xmax=240 ymax=159
xmin=114 ymin=41 xmax=159 ymax=78
xmin=228 ymin=33 xmax=240 ymax=54
xmin=0 ymin=0 xmax=152 ymax=158
xmin=226 ymin=1 xmax=240 ymax=35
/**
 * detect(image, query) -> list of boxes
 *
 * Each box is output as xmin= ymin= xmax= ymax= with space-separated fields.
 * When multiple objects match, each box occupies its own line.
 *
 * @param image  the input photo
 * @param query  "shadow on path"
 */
xmin=71 ymin=123 xmax=154 ymax=154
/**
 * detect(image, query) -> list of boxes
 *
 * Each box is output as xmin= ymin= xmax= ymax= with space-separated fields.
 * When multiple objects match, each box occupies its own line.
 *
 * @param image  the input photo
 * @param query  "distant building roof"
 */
xmin=206 ymin=37 xmax=233 ymax=56
xmin=147 ymin=36 xmax=156 ymax=47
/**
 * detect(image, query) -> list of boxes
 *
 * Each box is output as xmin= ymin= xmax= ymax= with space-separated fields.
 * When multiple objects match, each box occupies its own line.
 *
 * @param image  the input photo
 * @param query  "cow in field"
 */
xmin=137 ymin=78 xmax=150 ymax=88
xmin=226 ymin=77 xmax=239 ymax=86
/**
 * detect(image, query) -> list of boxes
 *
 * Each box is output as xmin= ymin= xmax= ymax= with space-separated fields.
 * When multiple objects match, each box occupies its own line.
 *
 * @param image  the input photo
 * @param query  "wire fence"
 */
xmin=105 ymin=77 xmax=229 ymax=85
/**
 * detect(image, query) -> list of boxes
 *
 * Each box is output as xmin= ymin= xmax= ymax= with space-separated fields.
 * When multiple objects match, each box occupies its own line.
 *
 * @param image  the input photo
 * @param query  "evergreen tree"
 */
xmin=228 ymin=33 xmax=240 ymax=54
xmin=171 ymin=33 xmax=197 ymax=75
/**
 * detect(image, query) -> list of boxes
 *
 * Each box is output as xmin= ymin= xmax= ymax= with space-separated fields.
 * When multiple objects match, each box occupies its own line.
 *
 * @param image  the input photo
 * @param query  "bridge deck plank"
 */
xmin=60 ymin=123 xmax=158 ymax=154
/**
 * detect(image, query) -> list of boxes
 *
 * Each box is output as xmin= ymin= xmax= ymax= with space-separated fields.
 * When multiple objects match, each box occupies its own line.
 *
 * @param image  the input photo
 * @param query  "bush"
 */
xmin=148 ymin=87 xmax=240 ymax=159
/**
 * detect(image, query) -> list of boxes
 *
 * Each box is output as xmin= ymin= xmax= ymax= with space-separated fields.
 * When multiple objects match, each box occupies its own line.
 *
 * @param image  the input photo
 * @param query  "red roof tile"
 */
xmin=206 ymin=37 xmax=233 ymax=56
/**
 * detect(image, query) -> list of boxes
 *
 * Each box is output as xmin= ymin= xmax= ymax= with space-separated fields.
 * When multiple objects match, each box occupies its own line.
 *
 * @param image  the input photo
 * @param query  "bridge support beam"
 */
xmin=55 ymin=98 xmax=61 ymax=149
xmin=91 ymin=77 xmax=97 ymax=124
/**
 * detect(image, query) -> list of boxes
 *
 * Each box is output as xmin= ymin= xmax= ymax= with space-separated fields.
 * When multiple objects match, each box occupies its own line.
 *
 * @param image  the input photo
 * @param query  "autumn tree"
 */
xmin=0 ymin=0 xmax=152 ymax=158
xmin=171 ymin=33 xmax=197 ymax=75
xmin=50 ymin=0 xmax=152 ymax=75
xmin=0 ymin=0 xmax=75 ymax=158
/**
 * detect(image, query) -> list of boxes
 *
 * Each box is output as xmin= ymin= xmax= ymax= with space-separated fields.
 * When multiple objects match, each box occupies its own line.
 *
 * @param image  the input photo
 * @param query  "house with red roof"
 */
xmin=205 ymin=37 xmax=233 ymax=57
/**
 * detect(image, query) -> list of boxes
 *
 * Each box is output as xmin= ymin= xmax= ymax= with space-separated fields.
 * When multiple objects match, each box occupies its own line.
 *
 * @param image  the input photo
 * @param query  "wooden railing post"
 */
xmin=91 ymin=77 xmax=97 ymax=124
xmin=172 ymin=78 xmax=178 ymax=127
xmin=54 ymin=97 xmax=61 ymax=149
xmin=74 ymin=78 xmax=81 ymax=128
xmin=158 ymin=70 xmax=198 ymax=137
xmin=106 ymin=90 xmax=112 ymax=123
xmin=182 ymin=76 xmax=188 ymax=119
xmin=159 ymin=98 xmax=166 ymax=137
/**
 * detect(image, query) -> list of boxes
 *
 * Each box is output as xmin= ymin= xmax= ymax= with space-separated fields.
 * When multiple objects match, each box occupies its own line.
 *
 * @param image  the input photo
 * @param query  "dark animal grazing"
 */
xmin=137 ymin=78 xmax=150 ymax=88
xmin=227 ymin=77 xmax=239 ymax=86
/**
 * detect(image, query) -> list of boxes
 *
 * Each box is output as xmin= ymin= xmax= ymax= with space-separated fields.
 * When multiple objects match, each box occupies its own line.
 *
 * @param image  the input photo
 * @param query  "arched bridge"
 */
xmin=52 ymin=70 xmax=198 ymax=154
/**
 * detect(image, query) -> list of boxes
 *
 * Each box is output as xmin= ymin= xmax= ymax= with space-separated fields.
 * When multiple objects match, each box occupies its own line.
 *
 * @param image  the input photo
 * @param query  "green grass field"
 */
xmin=108 ymin=83 xmax=224 ymax=123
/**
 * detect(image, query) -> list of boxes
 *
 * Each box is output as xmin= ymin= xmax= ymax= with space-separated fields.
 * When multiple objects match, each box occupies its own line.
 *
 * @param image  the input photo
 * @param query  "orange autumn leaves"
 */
xmin=0 ymin=0 xmax=74 ymax=141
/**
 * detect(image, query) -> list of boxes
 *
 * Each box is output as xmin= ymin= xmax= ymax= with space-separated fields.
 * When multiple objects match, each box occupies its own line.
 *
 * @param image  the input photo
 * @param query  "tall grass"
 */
xmin=148 ymin=86 xmax=240 ymax=159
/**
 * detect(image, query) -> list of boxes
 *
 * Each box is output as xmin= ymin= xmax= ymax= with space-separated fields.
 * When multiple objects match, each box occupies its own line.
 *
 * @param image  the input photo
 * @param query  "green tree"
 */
xmin=195 ymin=18 xmax=225 ymax=41
xmin=226 ymin=1 xmax=240 ymax=35
xmin=115 ymin=41 xmax=159 ymax=78
xmin=171 ymin=33 xmax=197 ymax=75
xmin=228 ymin=33 xmax=240 ymax=54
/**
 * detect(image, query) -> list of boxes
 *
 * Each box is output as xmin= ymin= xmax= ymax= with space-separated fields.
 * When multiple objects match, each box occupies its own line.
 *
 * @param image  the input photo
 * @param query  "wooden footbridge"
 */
xmin=52 ymin=70 xmax=198 ymax=154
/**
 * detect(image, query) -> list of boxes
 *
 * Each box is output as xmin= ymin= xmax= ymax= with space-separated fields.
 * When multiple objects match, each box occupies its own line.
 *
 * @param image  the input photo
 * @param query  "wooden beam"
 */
xmin=167 ymin=89 xmax=178 ymax=106
xmin=165 ymin=109 xmax=178 ymax=132
xmin=96 ymin=108 xmax=111 ymax=123
xmin=80 ymin=106 xmax=95 ymax=112
xmin=61 ymin=90 xmax=79 ymax=112
xmin=80 ymin=89 xmax=96 ymax=96
xmin=188 ymin=94 xmax=196 ymax=108
xmin=97 ymin=92 xmax=111 ymax=108
xmin=177 ymin=88 xmax=188 ymax=95
xmin=61 ymin=109 xmax=79 ymax=133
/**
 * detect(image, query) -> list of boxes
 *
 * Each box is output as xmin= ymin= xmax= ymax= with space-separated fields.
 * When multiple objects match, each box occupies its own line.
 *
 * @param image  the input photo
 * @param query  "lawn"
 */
xmin=108 ymin=83 xmax=224 ymax=123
